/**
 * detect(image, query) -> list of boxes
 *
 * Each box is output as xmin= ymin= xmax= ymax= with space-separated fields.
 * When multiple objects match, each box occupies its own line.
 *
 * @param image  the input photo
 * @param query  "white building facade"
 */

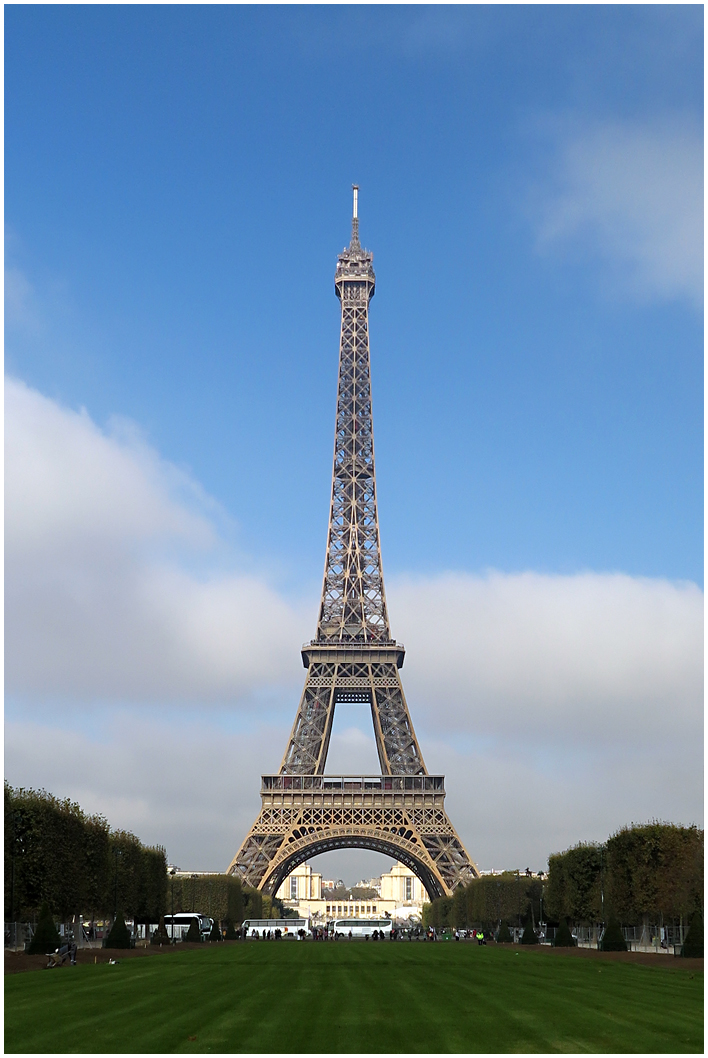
xmin=275 ymin=861 xmax=427 ymax=924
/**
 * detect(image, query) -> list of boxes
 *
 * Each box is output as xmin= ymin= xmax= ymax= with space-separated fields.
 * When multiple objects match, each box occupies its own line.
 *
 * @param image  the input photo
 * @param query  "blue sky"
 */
xmin=5 ymin=6 xmax=703 ymax=880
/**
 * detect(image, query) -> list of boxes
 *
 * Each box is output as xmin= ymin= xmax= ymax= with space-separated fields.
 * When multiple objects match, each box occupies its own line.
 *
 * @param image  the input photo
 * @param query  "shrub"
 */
xmin=496 ymin=920 xmax=512 ymax=943
xmin=28 ymin=902 xmax=61 ymax=954
xmin=601 ymin=914 xmax=627 ymax=952
xmin=681 ymin=912 xmax=703 ymax=958
xmin=521 ymin=916 xmax=538 ymax=945
xmin=553 ymin=918 xmax=576 ymax=947
xmin=225 ymin=919 xmax=239 ymax=940
xmin=150 ymin=915 xmax=171 ymax=946
xmin=209 ymin=919 xmax=221 ymax=942
xmin=185 ymin=918 xmax=202 ymax=943
xmin=105 ymin=911 xmax=132 ymax=949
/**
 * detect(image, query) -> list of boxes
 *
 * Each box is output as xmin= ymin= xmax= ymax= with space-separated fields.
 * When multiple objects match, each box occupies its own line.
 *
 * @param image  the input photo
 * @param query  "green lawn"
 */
xmin=5 ymin=942 xmax=703 ymax=1053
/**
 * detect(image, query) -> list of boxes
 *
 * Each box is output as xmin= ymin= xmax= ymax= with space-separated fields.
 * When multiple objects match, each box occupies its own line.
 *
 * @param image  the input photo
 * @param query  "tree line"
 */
xmin=165 ymin=873 xmax=287 ymax=923
xmin=4 ymin=784 xmax=287 ymax=927
xmin=423 ymin=822 xmax=703 ymax=932
xmin=546 ymin=822 xmax=703 ymax=929
xmin=5 ymin=783 xmax=168 ymax=923
xmin=423 ymin=871 xmax=544 ymax=930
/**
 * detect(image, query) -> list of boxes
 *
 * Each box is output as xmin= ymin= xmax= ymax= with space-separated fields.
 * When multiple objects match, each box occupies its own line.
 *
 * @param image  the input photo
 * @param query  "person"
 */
xmin=348 ymin=930 xmax=352 ymax=940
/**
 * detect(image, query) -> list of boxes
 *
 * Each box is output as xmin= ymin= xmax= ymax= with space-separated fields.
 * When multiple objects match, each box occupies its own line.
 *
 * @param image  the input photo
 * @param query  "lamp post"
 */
xmin=10 ymin=810 xmax=24 ymax=950
xmin=516 ymin=870 xmax=521 ymax=939
xmin=170 ymin=868 xmax=176 ymax=944
xmin=113 ymin=848 xmax=122 ymax=923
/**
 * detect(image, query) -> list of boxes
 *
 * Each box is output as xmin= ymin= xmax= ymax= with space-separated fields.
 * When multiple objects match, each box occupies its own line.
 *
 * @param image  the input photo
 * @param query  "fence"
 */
xmin=540 ymin=923 xmax=685 ymax=953
xmin=4 ymin=918 xmax=142 ymax=952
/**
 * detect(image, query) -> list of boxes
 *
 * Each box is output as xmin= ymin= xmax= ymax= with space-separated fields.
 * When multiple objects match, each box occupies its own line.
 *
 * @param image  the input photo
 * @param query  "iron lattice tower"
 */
xmin=227 ymin=189 xmax=478 ymax=898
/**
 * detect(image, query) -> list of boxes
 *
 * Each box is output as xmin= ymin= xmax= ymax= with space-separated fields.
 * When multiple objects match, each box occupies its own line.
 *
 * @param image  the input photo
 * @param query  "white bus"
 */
xmin=332 ymin=918 xmax=392 ymax=939
xmin=243 ymin=918 xmax=310 ymax=938
xmin=163 ymin=913 xmax=213 ymax=942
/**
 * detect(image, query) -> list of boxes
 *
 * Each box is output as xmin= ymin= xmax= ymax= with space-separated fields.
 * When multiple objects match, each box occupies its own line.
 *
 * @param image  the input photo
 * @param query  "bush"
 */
xmin=496 ymin=920 xmax=512 ymax=943
xmin=150 ymin=915 xmax=171 ymax=946
xmin=105 ymin=911 xmax=132 ymax=949
xmin=28 ymin=902 xmax=61 ymax=954
xmin=185 ymin=917 xmax=202 ymax=943
xmin=224 ymin=919 xmax=239 ymax=940
xmin=521 ymin=916 xmax=538 ymax=945
xmin=681 ymin=912 xmax=703 ymax=958
xmin=554 ymin=918 xmax=576 ymax=947
xmin=209 ymin=919 xmax=221 ymax=942
xmin=601 ymin=914 xmax=627 ymax=952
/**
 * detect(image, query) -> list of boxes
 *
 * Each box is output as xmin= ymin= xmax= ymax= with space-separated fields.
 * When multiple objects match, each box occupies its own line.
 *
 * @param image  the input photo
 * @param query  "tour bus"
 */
xmin=163 ymin=913 xmax=213 ymax=942
xmin=332 ymin=918 xmax=393 ymax=939
xmin=243 ymin=918 xmax=310 ymax=938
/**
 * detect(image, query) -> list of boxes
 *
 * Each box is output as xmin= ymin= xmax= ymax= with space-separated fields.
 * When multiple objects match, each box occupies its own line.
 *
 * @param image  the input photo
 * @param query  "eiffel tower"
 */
xmin=227 ymin=188 xmax=479 ymax=898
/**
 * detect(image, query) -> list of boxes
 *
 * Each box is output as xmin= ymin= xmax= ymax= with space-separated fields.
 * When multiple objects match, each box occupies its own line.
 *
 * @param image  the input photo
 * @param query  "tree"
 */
xmin=28 ymin=901 xmax=60 ymax=954
xmin=185 ymin=918 xmax=202 ymax=943
xmin=496 ymin=921 xmax=512 ymax=943
xmin=681 ymin=912 xmax=703 ymax=958
xmin=105 ymin=911 xmax=132 ymax=949
xmin=520 ymin=915 xmax=538 ymax=945
xmin=243 ymin=886 xmax=262 ymax=920
xmin=606 ymin=822 xmax=702 ymax=926
xmin=601 ymin=914 xmax=627 ymax=952
xmin=465 ymin=874 xmax=525 ymax=928
xmin=4 ymin=784 xmax=166 ymax=924
xmin=452 ymin=885 xmax=468 ymax=929
xmin=546 ymin=845 xmax=602 ymax=924
xmin=554 ymin=918 xmax=575 ymax=947
xmin=150 ymin=916 xmax=171 ymax=946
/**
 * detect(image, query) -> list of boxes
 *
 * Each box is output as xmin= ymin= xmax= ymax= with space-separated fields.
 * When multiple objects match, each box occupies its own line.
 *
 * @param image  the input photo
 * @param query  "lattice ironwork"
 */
xmin=227 ymin=189 xmax=478 ymax=898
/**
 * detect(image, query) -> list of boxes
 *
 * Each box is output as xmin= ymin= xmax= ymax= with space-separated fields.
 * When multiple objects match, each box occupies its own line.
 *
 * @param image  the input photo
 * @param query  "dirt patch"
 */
xmin=6 ymin=940 xmax=702 ymax=975
xmin=4 ymin=940 xmax=235 ymax=975
xmin=494 ymin=942 xmax=703 ymax=971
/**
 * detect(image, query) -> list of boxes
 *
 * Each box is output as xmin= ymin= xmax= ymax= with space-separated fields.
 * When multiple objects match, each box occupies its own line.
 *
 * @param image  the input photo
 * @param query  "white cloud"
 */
xmin=390 ymin=571 xmax=703 ymax=748
xmin=5 ymin=378 xmax=702 ymax=874
xmin=5 ymin=377 xmax=309 ymax=703
xmin=536 ymin=116 xmax=703 ymax=306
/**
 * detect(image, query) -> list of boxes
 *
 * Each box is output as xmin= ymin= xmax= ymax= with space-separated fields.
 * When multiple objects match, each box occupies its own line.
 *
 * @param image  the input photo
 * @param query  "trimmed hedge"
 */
xmin=105 ymin=911 xmax=132 ymax=949
xmin=554 ymin=918 xmax=576 ymax=947
xmin=601 ymin=914 xmax=627 ymax=952
xmin=521 ymin=916 xmax=538 ymax=945
xmin=27 ymin=901 xmax=60 ymax=954
xmin=496 ymin=920 xmax=512 ymax=943
xmin=681 ymin=912 xmax=703 ymax=958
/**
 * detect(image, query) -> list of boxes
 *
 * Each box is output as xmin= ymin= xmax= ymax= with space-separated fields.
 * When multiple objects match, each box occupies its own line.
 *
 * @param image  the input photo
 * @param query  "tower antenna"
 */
xmin=351 ymin=184 xmax=360 ymax=247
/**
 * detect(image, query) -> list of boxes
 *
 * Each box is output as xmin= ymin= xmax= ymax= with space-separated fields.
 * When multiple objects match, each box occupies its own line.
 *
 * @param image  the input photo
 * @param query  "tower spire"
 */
xmin=350 ymin=183 xmax=360 ymax=248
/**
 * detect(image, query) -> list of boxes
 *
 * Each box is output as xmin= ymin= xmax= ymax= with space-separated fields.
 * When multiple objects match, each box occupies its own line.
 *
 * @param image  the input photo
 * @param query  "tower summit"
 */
xmin=228 ymin=191 xmax=478 ymax=898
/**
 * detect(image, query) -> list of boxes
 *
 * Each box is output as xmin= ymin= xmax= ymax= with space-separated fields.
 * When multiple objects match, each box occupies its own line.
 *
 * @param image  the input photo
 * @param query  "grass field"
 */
xmin=4 ymin=942 xmax=703 ymax=1053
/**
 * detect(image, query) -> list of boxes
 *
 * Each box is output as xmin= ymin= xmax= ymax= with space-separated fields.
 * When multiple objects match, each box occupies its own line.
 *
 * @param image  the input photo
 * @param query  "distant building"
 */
xmin=275 ymin=861 xmax=426 ymax=923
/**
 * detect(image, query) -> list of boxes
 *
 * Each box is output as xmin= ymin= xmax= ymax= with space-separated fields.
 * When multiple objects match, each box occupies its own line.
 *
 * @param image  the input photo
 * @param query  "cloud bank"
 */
xmin=6 ymin=377 xmax=308 ymax=703
xmin=537 ymin=116 xmax=703 ymax=307
xmin=5 ymin=378 xmax=703 ymax=873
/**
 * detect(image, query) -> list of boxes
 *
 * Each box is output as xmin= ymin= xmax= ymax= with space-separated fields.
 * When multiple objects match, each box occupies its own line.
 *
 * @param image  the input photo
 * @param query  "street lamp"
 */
xmin=10 ymin=810 xmax=24 ymax=950
xmin=170 ymin=868 xmax=177 ymax=944
xmin=113 ymin=848 xmax=122 ymax=923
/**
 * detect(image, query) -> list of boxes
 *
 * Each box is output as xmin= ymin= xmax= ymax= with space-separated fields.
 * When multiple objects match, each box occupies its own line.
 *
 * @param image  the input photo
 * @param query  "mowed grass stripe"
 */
xmin=5 ymin=943 xmax=703 ymax=1054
